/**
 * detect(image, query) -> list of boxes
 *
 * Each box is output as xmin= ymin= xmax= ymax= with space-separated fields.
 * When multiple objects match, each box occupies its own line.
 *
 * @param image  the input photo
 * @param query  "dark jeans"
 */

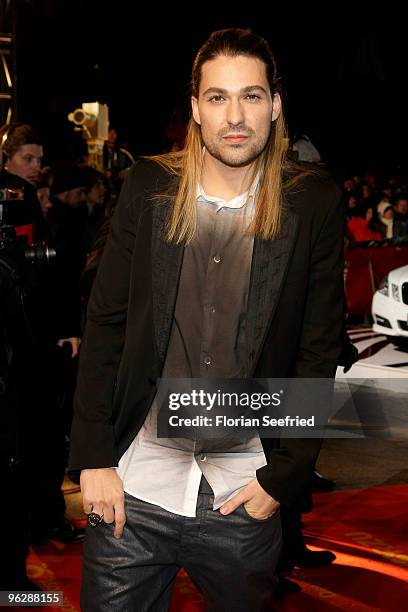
xmin=81 ymin=479 xmax=282 ymax=612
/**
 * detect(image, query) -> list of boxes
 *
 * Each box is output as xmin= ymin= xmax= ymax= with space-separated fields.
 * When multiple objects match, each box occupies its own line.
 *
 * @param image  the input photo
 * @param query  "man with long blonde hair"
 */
xmin=69 ymin=28 xmax=344 ymax=611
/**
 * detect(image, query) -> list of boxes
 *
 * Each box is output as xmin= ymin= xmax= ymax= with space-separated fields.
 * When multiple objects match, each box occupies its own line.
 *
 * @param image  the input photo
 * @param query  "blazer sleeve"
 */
xmin=257 ymin=178 xmax=345 ymax=505
xmin=68 ymin=165 xmax=139 ymax=474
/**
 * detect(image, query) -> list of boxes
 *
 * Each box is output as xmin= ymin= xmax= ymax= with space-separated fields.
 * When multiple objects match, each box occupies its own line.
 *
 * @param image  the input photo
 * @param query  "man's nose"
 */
xmin=226 ymin=99 xmax=245 ymax=127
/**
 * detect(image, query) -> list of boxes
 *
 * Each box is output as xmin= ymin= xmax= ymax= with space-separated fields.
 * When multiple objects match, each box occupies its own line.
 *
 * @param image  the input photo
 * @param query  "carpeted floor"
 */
xmin=26 ymin=483 xmax=408 ymax=611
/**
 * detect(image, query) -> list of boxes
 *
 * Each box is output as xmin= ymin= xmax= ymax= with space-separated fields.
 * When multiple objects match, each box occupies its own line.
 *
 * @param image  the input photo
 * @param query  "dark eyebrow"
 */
xmin=202 ymin=85 xmax=269 ymax=96
xmin=241 ymin=86 xmax=269 ymax=95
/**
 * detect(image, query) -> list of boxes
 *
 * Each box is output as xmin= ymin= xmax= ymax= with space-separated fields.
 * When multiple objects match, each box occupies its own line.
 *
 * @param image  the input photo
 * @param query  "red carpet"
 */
xmin=26 ymin=484 xmax=408 ymax=611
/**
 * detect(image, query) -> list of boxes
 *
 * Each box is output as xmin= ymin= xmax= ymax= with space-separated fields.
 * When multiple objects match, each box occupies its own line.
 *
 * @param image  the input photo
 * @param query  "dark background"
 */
xmin=15 ymin=1 xmax=406 ymax=178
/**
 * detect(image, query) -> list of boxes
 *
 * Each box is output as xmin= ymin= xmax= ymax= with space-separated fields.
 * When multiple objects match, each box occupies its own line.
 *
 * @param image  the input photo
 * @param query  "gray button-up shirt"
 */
xmin=117 ymin=183 xmax=267 ymax=516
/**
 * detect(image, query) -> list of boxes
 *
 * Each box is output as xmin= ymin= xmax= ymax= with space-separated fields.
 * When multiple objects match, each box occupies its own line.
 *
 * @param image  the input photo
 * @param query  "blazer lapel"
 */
xmin=151 ymin=201 xmax=185 ymax=367
xmin=246 ymin=207 xmax=299 ymax=374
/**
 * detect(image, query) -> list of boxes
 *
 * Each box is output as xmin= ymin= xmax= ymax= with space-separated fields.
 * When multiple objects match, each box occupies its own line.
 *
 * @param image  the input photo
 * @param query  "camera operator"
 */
xmin=1 ymin=137 xmax=44 ymax=588
xmin=0 ymin=123 xmax=47 ymax=240
xmin=0 ymin=124 xmax=84 ymax=581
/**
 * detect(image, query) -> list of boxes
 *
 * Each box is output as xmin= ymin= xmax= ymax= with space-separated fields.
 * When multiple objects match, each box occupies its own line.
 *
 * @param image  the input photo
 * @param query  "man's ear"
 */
xmin=191 ymin=96 xmax=201 ymax=125
xmin=272 ymin=93 xmax=282 ymax=122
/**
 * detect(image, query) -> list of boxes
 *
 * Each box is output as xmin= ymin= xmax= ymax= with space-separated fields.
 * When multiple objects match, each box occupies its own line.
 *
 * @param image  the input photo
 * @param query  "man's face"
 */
xmin=108 ymin=129 xmax=117 ymax=145
xmin=191 ymin=55 xmax=280 ymax=168
xmin=6 ymin=144 xmax=43 ymax=183
xmin=64 ymin=186 xmax=86 ymax=208
xmin=88 ymin=179 xmax=106 ymax=206
xmin=395 ymin=199 xmax=408 ymax=214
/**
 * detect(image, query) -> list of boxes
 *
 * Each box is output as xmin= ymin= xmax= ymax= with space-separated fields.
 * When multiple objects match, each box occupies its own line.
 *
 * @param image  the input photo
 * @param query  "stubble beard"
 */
xmin=202 ymin=126 xmax=271 ymax=168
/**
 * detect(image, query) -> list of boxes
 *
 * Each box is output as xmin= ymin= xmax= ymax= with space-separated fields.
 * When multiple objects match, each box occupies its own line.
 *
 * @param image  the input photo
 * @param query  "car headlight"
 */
xmin=378 ymin=275 xmax=389 ymax=296
xmin=392 ymin=283 xmax=400 ymax=301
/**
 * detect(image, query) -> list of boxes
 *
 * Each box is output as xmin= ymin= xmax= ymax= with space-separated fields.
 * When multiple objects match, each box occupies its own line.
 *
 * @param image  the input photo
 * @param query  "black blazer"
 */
xmin=69 ymin=159 xmax=344 ymax=505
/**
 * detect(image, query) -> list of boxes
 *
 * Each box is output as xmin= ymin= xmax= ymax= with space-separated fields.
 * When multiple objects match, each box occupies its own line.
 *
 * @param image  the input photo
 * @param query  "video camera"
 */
xmin=0 ymin=186 xmax=55 ymax=297
xmin=68 ymin=102 xmax=109 ymax=173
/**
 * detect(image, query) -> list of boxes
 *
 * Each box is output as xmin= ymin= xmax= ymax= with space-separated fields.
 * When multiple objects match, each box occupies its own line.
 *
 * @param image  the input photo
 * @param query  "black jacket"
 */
xmin=69 ymin=159 xmax=344 ymax=505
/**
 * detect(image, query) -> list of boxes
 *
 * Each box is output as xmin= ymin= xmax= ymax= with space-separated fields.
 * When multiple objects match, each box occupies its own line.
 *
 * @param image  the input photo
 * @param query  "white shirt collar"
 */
xmin=197 ymin=173 xmax=260 ymax=210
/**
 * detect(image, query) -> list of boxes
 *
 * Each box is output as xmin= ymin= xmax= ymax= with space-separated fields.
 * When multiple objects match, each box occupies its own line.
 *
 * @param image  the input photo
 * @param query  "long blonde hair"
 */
xmin=149 ymin=29 xmax=312 ymax=244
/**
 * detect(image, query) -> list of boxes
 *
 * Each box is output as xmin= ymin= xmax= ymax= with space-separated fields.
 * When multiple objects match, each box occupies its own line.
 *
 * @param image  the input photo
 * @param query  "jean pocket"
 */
xmin=241 ymin=503 xmax=280 ymax=523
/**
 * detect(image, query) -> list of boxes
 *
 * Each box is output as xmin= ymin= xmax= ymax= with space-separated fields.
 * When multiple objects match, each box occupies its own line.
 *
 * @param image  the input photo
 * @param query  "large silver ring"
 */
xmin=87 ymin=511 xmax=104 ymax=528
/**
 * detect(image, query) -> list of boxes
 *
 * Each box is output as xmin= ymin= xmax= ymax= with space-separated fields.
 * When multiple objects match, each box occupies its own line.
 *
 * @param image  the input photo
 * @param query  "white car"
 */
xmin=372 ymin=265 xmax=408 ymax=346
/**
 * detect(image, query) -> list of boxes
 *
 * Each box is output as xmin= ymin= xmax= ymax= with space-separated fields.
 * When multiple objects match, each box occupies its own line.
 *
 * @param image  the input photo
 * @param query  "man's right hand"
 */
xmin=80 ymin=468 xmax=126 ymax=539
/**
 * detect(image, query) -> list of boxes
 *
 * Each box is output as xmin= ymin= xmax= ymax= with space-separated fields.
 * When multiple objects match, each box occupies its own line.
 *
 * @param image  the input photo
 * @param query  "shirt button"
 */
xmin=213 ymin=254 xmax=221 ymax=263
xmin=200 ymin=454 xmax=207 ymax=462
xmin=204 ymin=356 xmax=212 ymax=366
